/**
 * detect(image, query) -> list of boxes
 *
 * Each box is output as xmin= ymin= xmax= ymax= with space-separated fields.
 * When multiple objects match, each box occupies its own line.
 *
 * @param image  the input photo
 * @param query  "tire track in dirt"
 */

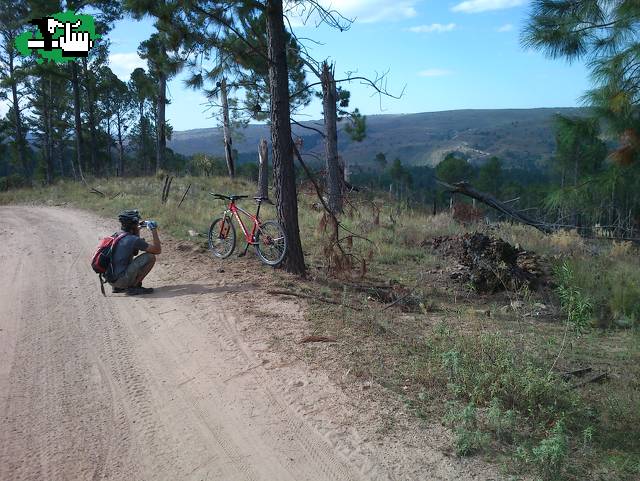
xmin=0 ymin=206 xmax=373 ymax=481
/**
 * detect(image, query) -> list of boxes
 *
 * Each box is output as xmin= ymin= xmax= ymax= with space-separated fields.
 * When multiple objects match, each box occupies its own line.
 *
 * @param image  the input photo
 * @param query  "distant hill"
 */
xmin=169 ymin=107 xmax=589 ymax=170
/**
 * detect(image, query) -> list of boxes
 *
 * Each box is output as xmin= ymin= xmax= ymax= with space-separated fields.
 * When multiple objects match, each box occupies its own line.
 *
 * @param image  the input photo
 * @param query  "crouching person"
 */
xmin=111 ymin=210 xmax=162 ymax=295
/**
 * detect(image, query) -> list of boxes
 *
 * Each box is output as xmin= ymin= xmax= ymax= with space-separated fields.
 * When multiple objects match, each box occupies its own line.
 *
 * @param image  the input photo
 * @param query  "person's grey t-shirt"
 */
xmin=111 ymin=232 xmax=149 ymax=278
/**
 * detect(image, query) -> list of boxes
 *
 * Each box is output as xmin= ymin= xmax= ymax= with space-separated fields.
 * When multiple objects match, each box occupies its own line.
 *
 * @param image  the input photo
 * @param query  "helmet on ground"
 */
xmin=118 ymin=209 xmax=141 ymax=229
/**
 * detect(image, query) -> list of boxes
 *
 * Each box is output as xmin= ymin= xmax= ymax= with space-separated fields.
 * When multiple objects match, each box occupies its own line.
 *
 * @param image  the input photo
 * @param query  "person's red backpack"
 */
xmin=91 ymin=232 xmax=128 ymax=295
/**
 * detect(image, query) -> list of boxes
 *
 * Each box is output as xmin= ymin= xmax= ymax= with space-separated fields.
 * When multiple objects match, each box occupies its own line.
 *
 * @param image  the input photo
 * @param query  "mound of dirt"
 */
xmin=430 ymin=232 xmax=549 ymax=293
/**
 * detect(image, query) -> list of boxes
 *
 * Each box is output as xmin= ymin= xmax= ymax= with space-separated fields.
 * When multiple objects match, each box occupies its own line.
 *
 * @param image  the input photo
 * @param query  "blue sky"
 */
xmin=10 ymin=0 xmax=592 ymax=132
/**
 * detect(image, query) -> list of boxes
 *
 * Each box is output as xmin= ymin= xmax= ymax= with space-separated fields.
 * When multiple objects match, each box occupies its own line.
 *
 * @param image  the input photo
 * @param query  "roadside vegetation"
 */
xmin=2 ymin=174 xmax=638 ymax=481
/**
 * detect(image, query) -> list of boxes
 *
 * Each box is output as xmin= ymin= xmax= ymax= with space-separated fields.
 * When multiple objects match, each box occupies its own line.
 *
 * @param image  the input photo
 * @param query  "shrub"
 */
xmin=554 ymin=262 xmax=593 ymax=332
xmin=531 ymin=420 xmax=569 ymax=480
xmin=0 ymin=174 xmax=28 ymax=191
xmin=424 ymin=325 xmax=589 ymax=479
xmin=443 ymin=403 xmax=491 ymax=456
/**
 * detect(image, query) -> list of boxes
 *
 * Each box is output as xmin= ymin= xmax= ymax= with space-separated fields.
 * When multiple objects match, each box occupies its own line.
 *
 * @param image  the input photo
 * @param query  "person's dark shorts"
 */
xmin=110 ymin=253 xmax=155 ymax=288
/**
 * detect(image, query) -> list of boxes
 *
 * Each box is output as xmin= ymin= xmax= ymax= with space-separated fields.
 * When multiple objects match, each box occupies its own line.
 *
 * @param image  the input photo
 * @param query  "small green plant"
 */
xmin=531 ymin=420 xmax=569 ymax=480
xmin=444 ymin=403 xmax=490 ymax=456
xmin=554 ymin=262 xmax=593 ymax=332
xmin=486 ymin=398 xmax=517 ymax=444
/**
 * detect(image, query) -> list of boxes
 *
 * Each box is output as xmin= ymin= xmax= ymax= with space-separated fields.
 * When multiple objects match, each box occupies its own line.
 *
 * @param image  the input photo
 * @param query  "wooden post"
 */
xmin=161 ymin=175 xmax=173 ymax=204
xmin=258 ymin=138 xmax=269 ymax=199
xmin=161 ymin=175 xmax=169 ymax=202
xmin=178 ymin=183 xmax=191 ymax=208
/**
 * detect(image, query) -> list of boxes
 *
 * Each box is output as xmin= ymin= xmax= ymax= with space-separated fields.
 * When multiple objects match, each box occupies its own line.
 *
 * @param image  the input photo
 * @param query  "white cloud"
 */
xmin=418 ymin=68 xmax=452 ymax=77
xmin=497 ymin=23 xmax=513 ymax=32
xmin=408 ymin=23 xmax=456 ymax=33
xmin=452 ymin=0 xmax=524 ymax=14
xmin=287 ymin=0 xmax=418 ymax=25
xmin=108 ymin=52 xmax=146 ymax=81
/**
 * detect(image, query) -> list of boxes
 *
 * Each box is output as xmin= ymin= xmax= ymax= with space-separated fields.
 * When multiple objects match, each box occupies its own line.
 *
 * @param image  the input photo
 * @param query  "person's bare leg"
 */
xmin=134 ymin=254 xmax=156 ymax=286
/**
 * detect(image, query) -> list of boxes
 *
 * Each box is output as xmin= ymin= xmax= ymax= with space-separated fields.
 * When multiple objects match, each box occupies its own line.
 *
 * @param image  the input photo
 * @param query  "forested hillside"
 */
xmin=170 ymin=107 xmax=588 ymax=169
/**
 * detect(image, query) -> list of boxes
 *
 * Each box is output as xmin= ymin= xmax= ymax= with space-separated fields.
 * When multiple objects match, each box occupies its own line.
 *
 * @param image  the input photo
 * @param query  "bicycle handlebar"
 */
xmin=209 ymin=193 xmax=249 ymax=201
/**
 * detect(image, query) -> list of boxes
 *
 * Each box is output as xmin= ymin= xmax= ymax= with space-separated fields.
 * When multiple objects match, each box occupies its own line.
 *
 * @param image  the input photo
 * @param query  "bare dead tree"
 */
xmin=219 ymin=77 xmax=235 ymax=178
xmin=257 ymin=138 xmax=269 ymax=198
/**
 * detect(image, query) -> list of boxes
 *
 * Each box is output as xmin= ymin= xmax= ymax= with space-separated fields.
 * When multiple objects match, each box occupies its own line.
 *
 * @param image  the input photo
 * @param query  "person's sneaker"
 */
xmin=126 ymin=286 xmax=154 ymax=296
xmin=112 ymin=287 xmax=126 ymax=294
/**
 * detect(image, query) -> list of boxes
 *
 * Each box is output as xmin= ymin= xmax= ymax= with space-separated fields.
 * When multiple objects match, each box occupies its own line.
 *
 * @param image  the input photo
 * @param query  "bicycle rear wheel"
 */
xmin=254 ymin=220 xmax=287 ymax=266
xmin=208 ymin=217 xmax=236 ymax=258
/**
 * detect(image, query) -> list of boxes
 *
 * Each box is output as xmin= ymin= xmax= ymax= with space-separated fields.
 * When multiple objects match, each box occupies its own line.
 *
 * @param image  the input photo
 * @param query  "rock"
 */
xmin=188 ymin=229 xmax=199 ymax=237
xmin=614 ymin=317 xmax=634 ymax=329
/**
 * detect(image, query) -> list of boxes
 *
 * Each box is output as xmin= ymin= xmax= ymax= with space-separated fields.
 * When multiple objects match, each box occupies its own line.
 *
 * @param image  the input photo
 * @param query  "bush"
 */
xmin=424 ymin=325 xmax=590 ymax=479
xmin=433 ymin=328 xmax=580 ymax=425
xmin=0 ymin=174 xmax=27 ymax=191
xmin=531 ymin=420 xmax=569 ymax=481
xmin=561 ymin=257 xmax=640 ymax=328
xmin=443 ymin=403 xmax=490 ymax=456
xmin=554 ymin=262 xmax=594 ymax=332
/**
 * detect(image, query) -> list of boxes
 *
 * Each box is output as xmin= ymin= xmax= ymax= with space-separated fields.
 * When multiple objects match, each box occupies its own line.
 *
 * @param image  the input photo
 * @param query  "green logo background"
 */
xmin=15 ymin=11 xmax=100 ymax=64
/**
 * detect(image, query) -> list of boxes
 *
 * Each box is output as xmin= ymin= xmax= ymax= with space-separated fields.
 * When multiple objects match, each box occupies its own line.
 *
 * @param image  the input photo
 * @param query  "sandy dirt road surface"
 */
xmin=0 ymin=206 xmax=496 ymax=481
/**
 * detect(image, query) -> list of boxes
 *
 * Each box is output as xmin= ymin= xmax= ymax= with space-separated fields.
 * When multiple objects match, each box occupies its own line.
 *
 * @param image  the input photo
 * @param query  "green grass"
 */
xmin=0 ymin=175 xmax=278 ymax=242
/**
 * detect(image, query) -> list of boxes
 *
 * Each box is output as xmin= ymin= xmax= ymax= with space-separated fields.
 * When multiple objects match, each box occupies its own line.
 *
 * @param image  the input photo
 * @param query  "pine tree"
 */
xmin=126 ymin=0 xmax=186 ymax=174
xmin=0 ymin=0 xmax=32 ymax=180
xmin=129 ymin=67 xmax=155 ymax=174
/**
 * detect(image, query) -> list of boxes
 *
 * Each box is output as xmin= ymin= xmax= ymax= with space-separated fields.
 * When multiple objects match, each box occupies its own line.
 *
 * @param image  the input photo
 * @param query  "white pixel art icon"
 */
xmin=27 ymin=17 xmax=94 ymax=57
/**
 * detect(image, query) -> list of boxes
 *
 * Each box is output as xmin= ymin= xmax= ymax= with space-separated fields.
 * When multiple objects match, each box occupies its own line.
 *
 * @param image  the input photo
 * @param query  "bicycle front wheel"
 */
xmin=208 ymin=217 xmax=236 ymax=259
xmin=254 ymin=220 xmax=287 ymax=266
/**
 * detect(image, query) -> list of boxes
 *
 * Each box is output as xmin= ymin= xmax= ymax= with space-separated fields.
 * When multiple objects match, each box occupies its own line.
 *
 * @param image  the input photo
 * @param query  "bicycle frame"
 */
xmin=223 ymin=200 xmax=263 ymax=244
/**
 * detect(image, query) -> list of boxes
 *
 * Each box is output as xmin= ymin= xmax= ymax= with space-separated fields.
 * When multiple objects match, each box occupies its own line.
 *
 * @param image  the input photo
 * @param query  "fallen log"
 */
xmin=437 ymin=180 xmax=552 ymax=233
xmin=266 ymin=289 xmax=363 ymax=311
xmin=571 ymin=372 xmax=608 ymax=389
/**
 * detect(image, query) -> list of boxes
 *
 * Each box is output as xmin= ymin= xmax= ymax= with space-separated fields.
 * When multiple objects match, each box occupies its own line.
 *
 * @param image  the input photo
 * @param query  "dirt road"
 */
xmin=0 ymin=206 xmax=497 ymax=481
xmin=1 ymin=205 xmax=380 ymax=481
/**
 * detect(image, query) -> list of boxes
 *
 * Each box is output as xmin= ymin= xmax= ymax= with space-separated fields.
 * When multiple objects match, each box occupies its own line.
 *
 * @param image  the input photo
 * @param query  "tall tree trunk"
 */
xmin=266 ymin=0 xmax=305 ymax=274
xmin=156 ymin=72 xmax=166 ymax=174
xmin=9 ymin=51 xmax=29 ymax=179
xmin=220 ymin=78 xmax=235 ymax=178
xmin=82 ymin=58 xmax=98 ymax=175
xmin=71 ymin=62 xmax=86 ymax=182
xmin=116 ymin=110 xmax=124 ymax=176
xmin=106 ymin=116 xmax=113 ymax=176
xmin=140 ymin=102 xmax=148 ymax=174
xmin=258 ymin=138 xmax=269 ymax=198
xmin=321 ymin=61 xmax=342 ymax=214
xmin=41 ymin=78 xmax=53 ymax=184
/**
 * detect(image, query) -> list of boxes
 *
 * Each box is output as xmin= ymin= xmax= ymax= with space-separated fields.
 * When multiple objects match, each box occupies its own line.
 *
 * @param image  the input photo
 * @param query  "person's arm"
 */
xmin=145 ymin=227 xmax=162 ymax=254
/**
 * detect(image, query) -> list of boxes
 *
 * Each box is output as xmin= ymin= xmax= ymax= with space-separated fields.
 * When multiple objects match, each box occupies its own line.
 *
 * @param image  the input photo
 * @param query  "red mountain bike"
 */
xmin=207 ymin=193 xmax=288 ymax=266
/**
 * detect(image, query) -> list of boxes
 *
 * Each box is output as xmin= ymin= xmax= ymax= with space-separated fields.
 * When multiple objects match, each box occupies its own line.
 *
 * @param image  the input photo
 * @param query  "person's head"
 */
xmin=118 ymin=209 xmax=141 ymax=234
